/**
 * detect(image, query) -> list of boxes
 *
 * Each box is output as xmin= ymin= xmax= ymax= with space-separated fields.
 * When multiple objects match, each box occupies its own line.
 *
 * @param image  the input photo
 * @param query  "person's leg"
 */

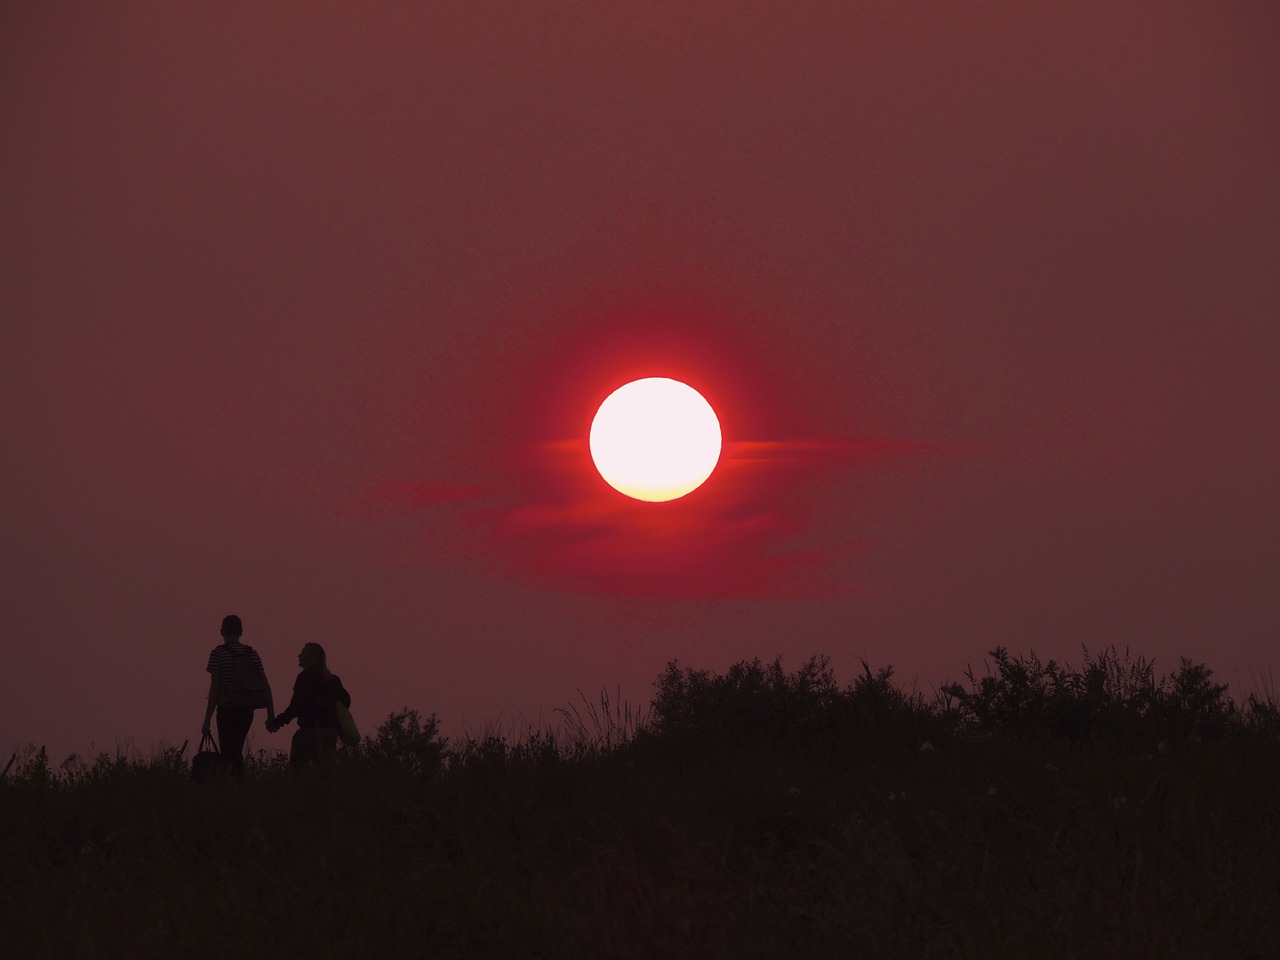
xmin=291 ymin=727 xmax=324 ymax=766
xmin=317 ymin=728 xmax=338 ymax=764
xmin=289 ymin=728 xmax=308 ymax=766
xmin=217 ymin=707 xmax=254 ymax=780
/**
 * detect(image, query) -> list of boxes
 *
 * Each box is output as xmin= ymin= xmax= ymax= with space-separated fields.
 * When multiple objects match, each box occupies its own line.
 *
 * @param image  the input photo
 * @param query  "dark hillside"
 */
xmin=3 ymin=649 xmax=1278 ymax=958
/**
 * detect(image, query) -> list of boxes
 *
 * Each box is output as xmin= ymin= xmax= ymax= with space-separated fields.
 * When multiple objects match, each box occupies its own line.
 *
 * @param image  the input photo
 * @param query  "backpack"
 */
xmin=224 ymin=645 xmax=271 ymax=710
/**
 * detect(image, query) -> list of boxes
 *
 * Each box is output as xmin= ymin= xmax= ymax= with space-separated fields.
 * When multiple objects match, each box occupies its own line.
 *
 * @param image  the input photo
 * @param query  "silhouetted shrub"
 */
xmin=941 ymin=647 xmax=1068 ymax=738
xmin=1243 ymin=691 xmax=1280 ymax=737
xmin=1148 ymin=657 xmax=1236 ymax=739
xmin=448 ymin=734 xmax=510 ymax=772
xmin=650 ymin=655 xmax=942 ymax=757
xmin=942 ymin=646 xmax=1240 ymax=742
xmin=651 ymin=655 xmax=840 ymax=751
xmin=362 ymin=708 xmax=447 ymax=776
xmin=833 ymin=661 xmax=944 ymax=752
xmin=4 ymin=745 xmax=53 ymax=790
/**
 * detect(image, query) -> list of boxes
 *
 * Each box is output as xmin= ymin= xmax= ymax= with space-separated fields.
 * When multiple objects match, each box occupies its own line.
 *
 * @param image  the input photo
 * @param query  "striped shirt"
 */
xmin=207 ymin=642 xmax=266 ymax=708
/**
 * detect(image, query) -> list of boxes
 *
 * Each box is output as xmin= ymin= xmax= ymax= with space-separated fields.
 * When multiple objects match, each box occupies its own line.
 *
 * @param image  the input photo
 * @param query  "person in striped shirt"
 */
xmin=201 ymin=614 xmax=276 ymax=779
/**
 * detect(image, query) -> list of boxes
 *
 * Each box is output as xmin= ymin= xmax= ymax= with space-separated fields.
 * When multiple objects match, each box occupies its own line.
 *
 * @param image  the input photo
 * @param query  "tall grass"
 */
xmin=3 ymin=647 xmax=1278 ymax=958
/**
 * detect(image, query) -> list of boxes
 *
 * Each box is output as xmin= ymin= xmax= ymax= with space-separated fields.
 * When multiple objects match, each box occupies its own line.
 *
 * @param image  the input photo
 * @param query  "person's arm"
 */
xmin=275 ymin=678 xmax=300 ymax=728
xmin=256 ymin=654 xmax=275 ymax=725
xmin=202 ymin=673 xmax=218 ymax=736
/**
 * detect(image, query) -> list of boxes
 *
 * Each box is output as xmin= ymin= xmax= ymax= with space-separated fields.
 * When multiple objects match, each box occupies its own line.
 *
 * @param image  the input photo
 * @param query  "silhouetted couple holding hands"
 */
xmin=202 ymin=615 xmax=352 ymax=776
xmin=267 ymin=642 xmax=352 ymax=765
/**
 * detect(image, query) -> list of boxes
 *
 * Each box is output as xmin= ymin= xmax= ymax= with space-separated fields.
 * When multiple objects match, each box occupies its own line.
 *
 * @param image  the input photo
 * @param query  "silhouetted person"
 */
xmin=268 ymin=642 xmax=351 ymax=766
xmin=202 ymin=614 xmax=275 ymax=780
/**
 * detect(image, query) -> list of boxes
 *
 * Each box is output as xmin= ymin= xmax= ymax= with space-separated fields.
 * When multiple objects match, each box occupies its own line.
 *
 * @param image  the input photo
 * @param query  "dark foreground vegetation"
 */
xmin=4 ymin=647 xmax=1279 ymax=959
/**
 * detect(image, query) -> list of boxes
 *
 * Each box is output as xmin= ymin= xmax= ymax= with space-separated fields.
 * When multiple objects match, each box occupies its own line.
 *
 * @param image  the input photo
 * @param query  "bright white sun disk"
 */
xmin=589 ymin=377 xmax=722 ymax=502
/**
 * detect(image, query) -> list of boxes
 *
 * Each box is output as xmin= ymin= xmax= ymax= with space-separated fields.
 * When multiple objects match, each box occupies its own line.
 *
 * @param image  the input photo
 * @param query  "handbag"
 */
xmin=191 ymin=731 xmax=226 ymax=783
xmin=335 ymin=701 xmax=360 ymax=748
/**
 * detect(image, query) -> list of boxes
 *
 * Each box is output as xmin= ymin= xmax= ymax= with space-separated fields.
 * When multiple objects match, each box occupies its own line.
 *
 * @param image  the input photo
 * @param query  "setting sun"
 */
xmin=589 ymin=378 xmax=722 ymax=502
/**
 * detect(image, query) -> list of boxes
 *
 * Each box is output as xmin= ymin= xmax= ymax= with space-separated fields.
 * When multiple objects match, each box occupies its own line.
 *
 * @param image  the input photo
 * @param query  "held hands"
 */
xmin=265 ymin=716 xmax=280 ymax=734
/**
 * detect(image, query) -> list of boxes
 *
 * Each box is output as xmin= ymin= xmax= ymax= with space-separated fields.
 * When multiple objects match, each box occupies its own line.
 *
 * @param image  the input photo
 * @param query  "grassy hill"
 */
xmin=4 ymin=648 xmax=1278 ymax=958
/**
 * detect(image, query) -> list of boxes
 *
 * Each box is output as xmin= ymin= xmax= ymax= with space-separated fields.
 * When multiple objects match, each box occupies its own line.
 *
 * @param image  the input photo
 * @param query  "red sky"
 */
xmin=3 ymin=3 xmax=1278 ymax=761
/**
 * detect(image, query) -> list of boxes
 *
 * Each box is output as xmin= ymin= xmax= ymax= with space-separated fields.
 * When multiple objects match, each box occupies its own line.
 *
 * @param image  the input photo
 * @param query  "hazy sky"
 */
xmin=4 ymin=3 xmax=1278 ymax=761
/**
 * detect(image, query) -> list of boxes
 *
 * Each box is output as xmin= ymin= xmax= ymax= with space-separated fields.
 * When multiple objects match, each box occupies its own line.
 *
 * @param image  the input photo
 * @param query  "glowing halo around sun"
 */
xmin=589 ymin=377 xmax=722 ymax=502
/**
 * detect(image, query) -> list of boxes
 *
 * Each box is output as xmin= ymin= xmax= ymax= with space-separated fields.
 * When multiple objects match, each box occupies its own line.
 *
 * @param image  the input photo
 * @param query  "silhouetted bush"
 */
xmin=651 ymin=655 xmax=838 ymax=749
xmin=1243 ymin=691 xmax=1280 ymax=737
xmin=5 ymin=744 xmax=53 ymax=789
xmin=941 ymin=645 xmax=1241 ymax=742
xmin=835 ymin=660 xmax=946 ymax=752
xmin=448 ymin=733 xmax=510 ymax=770
xmin=361 ymin=708 xmax=447 ymax=776
xmin=650 ymin=655 xmax=943 ymax=758
xmin=1149 ymin=656 xmax=1236 ymax=739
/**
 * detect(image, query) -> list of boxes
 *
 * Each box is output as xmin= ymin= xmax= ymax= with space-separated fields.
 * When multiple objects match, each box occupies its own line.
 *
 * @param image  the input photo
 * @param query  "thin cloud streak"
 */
xmin=471 ymin=435 xmax=928 ymax=597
